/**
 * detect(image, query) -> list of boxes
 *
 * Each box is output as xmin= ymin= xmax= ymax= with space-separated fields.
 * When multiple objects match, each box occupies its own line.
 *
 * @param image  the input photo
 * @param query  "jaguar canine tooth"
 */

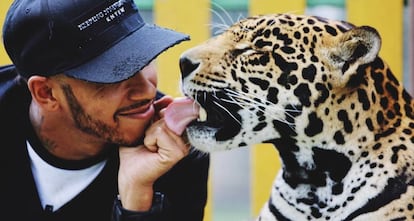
xmin=198 ymin=107 xmax=207 ymax=122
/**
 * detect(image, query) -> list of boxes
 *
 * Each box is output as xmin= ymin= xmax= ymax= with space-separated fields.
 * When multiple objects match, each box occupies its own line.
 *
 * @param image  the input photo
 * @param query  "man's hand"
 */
xmin=117 ymin=96 xmax=193 ymax=211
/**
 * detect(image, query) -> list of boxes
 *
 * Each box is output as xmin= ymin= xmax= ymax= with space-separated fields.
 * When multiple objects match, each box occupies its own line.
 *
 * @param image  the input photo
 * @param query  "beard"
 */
xmin=60 ymin=83 xmax=145 ymax=146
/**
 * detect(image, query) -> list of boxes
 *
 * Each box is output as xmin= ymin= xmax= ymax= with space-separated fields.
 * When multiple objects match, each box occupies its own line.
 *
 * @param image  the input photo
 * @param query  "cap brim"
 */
xmin=65 ymin=24 xmax=189 ymax=83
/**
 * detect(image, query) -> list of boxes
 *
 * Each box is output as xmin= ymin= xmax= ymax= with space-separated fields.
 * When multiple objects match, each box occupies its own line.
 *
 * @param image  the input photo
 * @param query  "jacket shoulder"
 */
xmin=0 ymin=64 xmax=25 ymax=94
xmin=0 ymin=64 xmax=19 ymax=81
xmin=0 ymin=64 xmax=30 ymax=131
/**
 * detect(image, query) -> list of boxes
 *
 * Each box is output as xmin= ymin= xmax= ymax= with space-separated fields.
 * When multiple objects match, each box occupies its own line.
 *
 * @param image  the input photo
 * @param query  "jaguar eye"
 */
xmin=230 ymin=47 xmax=253 ymax=57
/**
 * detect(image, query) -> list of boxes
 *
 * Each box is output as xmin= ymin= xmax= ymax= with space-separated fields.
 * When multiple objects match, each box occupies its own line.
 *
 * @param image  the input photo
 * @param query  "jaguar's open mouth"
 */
xmin=188 ymin=91 xmax=242 ymax=141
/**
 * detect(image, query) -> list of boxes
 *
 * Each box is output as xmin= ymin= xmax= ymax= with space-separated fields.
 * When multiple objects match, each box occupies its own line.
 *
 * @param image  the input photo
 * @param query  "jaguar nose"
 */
xmin=179 ymin=57 xmax=200 ymax=79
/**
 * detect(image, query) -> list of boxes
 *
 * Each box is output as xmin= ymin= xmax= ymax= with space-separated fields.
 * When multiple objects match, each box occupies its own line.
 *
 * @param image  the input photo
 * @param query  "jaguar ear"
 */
xmin=325 ymin=26 xmax=381 ymax=72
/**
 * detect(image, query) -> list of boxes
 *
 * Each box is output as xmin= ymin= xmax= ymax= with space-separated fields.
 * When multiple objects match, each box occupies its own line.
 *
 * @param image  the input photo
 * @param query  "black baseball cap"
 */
xmin=2 ymin=0 xmax=189 ymax=83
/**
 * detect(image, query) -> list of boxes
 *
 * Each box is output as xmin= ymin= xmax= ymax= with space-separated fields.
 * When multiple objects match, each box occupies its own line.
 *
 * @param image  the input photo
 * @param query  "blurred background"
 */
xmin=1 ymin=0 xmax=413 ymax=220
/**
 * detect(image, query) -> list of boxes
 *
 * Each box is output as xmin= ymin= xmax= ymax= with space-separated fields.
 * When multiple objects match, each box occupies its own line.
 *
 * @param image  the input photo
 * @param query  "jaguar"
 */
xmin=179 ymin=14 xmax=414 ymax=220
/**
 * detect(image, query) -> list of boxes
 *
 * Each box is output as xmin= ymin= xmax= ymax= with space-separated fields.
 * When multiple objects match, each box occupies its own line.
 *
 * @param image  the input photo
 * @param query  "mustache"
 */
xmin=115 ymin=99 xmax=154 ymax=115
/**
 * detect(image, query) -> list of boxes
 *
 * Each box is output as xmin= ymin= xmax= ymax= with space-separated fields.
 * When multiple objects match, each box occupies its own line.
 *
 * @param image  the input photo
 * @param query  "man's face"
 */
xmin=56 ymin=64 xmax=158 ymax=146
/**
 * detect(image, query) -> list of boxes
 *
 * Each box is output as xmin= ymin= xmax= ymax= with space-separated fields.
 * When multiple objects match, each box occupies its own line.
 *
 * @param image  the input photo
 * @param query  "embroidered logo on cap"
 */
xmin=75 ymin=0 xmax=137 ymax=33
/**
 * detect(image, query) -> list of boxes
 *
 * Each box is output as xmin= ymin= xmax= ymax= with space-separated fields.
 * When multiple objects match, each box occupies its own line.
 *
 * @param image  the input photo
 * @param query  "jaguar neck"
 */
xmin=268 ymin=136 xmax=352 ymax=190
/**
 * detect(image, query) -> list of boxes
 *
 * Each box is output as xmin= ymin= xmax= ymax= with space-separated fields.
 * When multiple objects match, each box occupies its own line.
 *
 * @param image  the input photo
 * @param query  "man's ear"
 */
xmin=27 ymin=76 xmax=59 ymax=111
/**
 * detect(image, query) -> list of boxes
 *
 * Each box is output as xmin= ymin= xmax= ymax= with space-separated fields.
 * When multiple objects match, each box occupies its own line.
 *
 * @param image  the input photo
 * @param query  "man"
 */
xmin=0 ymin=0 xmax=209 ymax=220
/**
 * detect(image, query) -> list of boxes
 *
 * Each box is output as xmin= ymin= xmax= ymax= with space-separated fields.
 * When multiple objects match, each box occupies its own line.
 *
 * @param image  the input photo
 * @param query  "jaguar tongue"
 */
xmin=164 ymin=97 xmax=200 ymax=135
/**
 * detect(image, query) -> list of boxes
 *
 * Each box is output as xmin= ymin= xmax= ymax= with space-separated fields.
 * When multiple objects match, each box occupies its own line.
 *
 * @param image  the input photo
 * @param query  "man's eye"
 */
xmin=89 ymin=82 xmax=112 ymax=91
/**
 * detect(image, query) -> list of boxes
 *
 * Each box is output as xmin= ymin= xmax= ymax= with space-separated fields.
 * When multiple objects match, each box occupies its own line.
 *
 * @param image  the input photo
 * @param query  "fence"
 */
xmin=0 ymin=0 xmax=412 ymax=220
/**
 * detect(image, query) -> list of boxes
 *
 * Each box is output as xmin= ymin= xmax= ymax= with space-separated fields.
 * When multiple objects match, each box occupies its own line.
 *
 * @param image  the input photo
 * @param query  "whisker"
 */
xmin=211 ymin=93 xmax=243 ymax=126
xmin=211 ymin=1 xmax=235 ymax=25
xmin=209 ymin=8 xmax=230 ymax=33
xmin=222 ymin=88 xmax=299 ymax=126
xmin=207 ymin=23 xmax=230 ymax=35
xmin=237 ymin=13 xmax=246 ymax=22
xmin=212 ymin=87 xmax=217 ymax=97
xmin=220 ymin=97 xmax=260 ymax=116
xmin=232 ymin=96 xmax=298 ymax=122
xmin=224 ymin=88 xmax=302 ymax=112
xmin=212 ymin=100 xmax=242 ymax=126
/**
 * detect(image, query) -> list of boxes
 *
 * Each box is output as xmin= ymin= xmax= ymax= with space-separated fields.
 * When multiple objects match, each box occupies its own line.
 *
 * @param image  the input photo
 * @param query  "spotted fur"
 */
xmin=179 ymin=14 xmax=414 ymax=220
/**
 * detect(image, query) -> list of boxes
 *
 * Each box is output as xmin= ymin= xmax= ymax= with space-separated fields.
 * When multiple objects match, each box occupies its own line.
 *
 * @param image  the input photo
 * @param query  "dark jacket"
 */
xmin=0 ymin=65 xmax=209 ymax=221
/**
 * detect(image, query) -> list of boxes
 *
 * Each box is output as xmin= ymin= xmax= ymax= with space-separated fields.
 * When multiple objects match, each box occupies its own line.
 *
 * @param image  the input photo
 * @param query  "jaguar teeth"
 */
xmin=198 ymin=107 xmax=207 ymax=122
